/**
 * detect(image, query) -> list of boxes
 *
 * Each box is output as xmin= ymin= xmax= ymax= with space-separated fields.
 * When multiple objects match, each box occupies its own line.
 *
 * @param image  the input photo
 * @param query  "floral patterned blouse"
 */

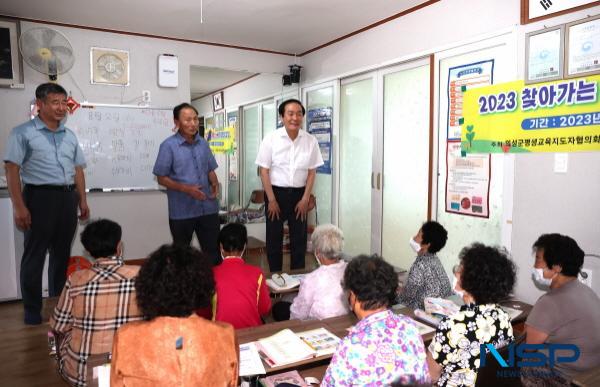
xmin=322 ymin=309 xmax=430 ymax=386
xmin=428 ymin=303 xmax=514 ymax=387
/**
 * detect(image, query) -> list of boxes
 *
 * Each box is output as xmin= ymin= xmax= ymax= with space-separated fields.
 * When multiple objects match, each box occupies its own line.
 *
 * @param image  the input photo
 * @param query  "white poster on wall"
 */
xmin=445 ymin=141 xmax=491 ymax=218
xmin=529 ymin=0 xmax=597 ymax=19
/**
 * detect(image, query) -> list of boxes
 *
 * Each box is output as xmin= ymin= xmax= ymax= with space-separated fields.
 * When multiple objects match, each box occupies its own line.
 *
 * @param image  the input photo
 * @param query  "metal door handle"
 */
xmin=377 ymin=173 xmax=381 ymax=190
xmin=371 ymin=172 xmax=374 ymax=189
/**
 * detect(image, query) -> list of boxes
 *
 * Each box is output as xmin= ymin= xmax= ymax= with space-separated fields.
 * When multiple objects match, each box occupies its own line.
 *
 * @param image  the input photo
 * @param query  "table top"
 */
xmin=236 ymin=298 xmax=533 ymax=377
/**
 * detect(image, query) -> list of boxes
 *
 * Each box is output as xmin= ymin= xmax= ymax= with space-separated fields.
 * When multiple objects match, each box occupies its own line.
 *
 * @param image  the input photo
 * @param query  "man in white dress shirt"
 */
xmin=255 ymin=99 xmax=323 ymax=272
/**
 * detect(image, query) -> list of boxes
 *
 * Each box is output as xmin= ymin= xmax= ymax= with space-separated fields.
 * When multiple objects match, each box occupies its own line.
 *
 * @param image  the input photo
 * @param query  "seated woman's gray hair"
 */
xmin=311 ymin=224 xmax=344 ymax=260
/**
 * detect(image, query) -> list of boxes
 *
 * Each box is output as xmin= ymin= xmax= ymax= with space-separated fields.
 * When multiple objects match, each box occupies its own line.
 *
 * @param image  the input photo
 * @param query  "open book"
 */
xmin=256 ymin=327 xmax=339 ymax=367
xmin=266 ymin=273 xmax=302 ymax=291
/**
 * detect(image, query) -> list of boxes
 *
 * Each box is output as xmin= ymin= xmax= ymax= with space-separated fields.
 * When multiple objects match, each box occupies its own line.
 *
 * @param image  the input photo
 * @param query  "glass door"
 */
xmin=339 ymin=75 xmax=376 ymax=256
xmin=379 ymin=59 xmax=431 ymax=269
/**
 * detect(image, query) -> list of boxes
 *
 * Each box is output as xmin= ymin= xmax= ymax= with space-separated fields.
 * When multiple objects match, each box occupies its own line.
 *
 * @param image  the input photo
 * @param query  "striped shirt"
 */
xmin=50 ymin=258 xmax=142 ymax=387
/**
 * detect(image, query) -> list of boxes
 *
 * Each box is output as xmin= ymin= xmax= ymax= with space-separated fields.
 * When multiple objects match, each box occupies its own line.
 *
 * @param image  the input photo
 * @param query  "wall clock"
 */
xmin=90 ymin=47 xmax=130 ymax=86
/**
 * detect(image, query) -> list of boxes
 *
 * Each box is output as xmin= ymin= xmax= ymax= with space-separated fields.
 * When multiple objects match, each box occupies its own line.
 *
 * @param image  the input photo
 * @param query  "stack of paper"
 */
xmin=239 ymin=342 xmax=266 ymax=377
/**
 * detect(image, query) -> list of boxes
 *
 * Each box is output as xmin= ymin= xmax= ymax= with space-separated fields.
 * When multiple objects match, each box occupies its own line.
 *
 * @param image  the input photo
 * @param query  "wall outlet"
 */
xmin=142 ymin=90 xmax=151 ymax=103
xmin=579 ymin=267 xmax=593 ymax=288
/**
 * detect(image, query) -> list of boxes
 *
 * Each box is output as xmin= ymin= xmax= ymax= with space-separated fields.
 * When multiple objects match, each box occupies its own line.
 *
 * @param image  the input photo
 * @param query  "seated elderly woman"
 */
xmin=524 ymin=233 xmax=600 ymax=386
xmin=398 ymin=220 xmax=452 ymax=309
xmin=427 ymin=243 xmax=516 ymax=387
xmin=272 ymin=224 xmax=349 ymax=321
xmin=322 ymin=255 xmax=430 ymax=386
xmin=110 ymin=244 xmax=238 ymax=386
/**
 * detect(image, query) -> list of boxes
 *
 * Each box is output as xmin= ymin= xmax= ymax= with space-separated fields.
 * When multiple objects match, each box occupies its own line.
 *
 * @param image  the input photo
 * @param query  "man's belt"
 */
xmin=25 ymin=184 xmax=76 ymax=192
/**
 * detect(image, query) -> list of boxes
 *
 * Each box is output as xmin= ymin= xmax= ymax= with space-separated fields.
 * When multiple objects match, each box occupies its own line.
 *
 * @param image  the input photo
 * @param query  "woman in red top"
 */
xmin=212 ymin=223 xmax=271 ymax=328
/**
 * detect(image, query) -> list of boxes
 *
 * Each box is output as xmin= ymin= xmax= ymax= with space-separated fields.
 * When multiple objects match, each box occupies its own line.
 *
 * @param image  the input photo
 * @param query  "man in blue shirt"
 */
xmin=153 ymin=103 xmax=220 ymax=264
xmin=4 ymin=83 xmax=90 ymax=325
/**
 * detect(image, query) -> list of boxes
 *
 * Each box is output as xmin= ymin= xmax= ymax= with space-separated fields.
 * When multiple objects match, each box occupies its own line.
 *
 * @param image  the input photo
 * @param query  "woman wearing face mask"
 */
xmin=426 ymin=243 xmax=516 ymax=386
xmin=397 ymin=221 xmax=452 ymax=310
xmin=524 ymin=233 xmax=600 ymax=386
xmin=210 ymin=223 xmax=271 ymax=329
xmin=271 ymin=224 xmax=349 ymax=321
xmin=322 ymin=255 xmax=430 ymax=386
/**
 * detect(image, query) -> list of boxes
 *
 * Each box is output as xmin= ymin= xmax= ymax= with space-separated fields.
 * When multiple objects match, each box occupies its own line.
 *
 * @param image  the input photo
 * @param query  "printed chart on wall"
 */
xmin=307 ymin=107 xmax=332 ymax=174
xmin=447 ymin=60 xmax=494 ymax=140
xmin=445 ymin=141 xmax=491 ymax=218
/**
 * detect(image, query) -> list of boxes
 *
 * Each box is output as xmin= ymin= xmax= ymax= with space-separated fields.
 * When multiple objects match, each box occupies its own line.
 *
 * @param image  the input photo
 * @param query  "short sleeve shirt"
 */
xmin=153 ymin=132 xmax=219 ymax=219
xmin=428 ymin=303 xmax=514 ymax=386
xmin=255 ymin=129 xmax=323 ymax=187
xmin=4 ymin=117 xmax=86 ymax=185
xmin=323 ymin=310 xmax=430 ymax=386
xmin=526 ymin=280 xmax=600 ymax=379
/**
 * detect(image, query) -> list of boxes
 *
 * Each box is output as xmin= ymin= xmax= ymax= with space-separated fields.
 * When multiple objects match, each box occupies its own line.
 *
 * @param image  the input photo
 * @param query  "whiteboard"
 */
xmin=65 ymin=104 xmax=173 ymax=190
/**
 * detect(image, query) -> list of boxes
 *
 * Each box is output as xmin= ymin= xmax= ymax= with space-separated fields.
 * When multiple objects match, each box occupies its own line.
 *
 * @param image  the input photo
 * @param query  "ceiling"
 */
xmin=1 ymin=0 xmax=433 ymax=55
xmin=190 ymin=66 xmax=256 ymax=99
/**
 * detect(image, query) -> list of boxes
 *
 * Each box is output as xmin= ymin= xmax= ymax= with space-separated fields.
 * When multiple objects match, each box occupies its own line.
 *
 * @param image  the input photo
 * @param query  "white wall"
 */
xmin=0 ymin=20 xmax=292 ymax=259
xmin=302 ymin=0 xmax=520 ymax=84
xmin=193 ymin=72 xmax=292 ymax=116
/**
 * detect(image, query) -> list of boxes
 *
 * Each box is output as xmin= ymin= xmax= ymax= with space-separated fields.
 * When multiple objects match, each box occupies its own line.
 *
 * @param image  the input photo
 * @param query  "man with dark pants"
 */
xmin=153 ymin=103 xmax=221 ymax=264
xmin=4 ymin=83 xmax=90 ymax=325
xmin=256 ymin=99 xmax=323 ymax=272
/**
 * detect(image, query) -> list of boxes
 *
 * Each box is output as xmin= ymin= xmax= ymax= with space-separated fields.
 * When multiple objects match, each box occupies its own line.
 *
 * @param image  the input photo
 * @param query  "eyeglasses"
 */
xmin=271 ymin=273 xmax=286 ymax=287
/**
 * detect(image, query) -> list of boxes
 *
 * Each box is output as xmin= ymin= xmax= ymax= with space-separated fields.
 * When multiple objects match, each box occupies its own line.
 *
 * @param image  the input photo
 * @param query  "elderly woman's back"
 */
xmin=290 ymin=259 xmax=348 ymax=320
xmin=285 ymin=224 xmax=350 ymax=320
xmin=110 ymin=244 xmax=238 ymax=387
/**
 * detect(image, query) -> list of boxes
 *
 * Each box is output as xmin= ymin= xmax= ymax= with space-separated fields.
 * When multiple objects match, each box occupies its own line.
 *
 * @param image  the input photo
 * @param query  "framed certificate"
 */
xmin=525 ymin=26 xmax=564 ymax=84
xmin=521 ymin=0 xmax=600 ymax=24
xmin=565 ymin=15 xmax=600 ymax=78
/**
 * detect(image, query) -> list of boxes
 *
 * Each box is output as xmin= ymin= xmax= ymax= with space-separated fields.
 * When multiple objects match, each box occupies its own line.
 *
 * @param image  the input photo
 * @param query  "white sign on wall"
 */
xmin=529 ymin=0 xmax=598 ymax=19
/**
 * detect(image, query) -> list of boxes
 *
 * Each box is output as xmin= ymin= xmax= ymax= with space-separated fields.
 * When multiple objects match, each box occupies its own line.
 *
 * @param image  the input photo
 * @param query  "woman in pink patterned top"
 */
xmin=322 ymin=255 xmax=431 ymax=386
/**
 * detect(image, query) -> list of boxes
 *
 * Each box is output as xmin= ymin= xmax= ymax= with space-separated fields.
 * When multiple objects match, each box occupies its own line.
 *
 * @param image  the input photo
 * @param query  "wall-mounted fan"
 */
xmin=19 ymin=27 xmax=75 ymax=81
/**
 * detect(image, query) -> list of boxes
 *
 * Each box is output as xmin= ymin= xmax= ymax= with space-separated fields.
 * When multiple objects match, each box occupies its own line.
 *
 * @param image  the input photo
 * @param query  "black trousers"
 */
xmin=265 ymin=186 xmax=307 ymax=272
xmin=169 ymin=213 xmax=220 ymax=265
xmin=21 ymin=185 xmax=79 ymax=316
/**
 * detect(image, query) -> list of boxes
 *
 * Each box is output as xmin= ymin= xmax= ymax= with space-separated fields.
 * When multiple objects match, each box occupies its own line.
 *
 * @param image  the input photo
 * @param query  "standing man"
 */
xmin=4 ymin=83 xmax=90 ymax=325
xmin=153 ymin=103 xmax=221 ymax=264
xmin=256 ymin=99 xmax=323 ymax=272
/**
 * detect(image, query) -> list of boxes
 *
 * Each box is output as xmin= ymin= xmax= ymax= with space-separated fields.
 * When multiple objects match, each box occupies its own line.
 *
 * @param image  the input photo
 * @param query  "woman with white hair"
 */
xmin=272 ymin=224 xmax=349 ymax=321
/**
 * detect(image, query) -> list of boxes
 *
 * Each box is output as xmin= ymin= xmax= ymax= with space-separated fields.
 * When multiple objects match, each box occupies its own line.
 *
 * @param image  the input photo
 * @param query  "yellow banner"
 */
xmin=206 ymin=125 xmax=235 ymax=154
xmin=461 ymin=75 xmax=600 ymax=153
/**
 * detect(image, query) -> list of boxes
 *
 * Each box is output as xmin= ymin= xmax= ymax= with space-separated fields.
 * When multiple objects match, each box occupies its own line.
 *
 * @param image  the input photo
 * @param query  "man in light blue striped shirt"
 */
xmin=4 ymin=83 xmax=90 ymax=325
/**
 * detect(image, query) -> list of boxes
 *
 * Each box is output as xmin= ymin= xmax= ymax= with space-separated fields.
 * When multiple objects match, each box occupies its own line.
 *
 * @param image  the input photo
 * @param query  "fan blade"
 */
xmin=50 ymin=45 xmax=72 ymax=57
xmin=19 ymin=30 xmax=42 ymax=55
xmin=41 ymin=28 xmax=55 ymax=47
xmin=27 ymin=54 xmax=44 ymax=68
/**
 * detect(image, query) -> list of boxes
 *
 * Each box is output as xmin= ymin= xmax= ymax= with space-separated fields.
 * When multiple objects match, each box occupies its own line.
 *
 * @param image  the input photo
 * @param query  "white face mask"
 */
xmin=314 ymin=253 xmax=322 ymax=266
xmin=531 ymin=267 xmax=553 ymax=287
xmin=452 ymin=276 xmax=465 ymax=299
xmin=409 ymin=238 xmax=422 ymax=253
